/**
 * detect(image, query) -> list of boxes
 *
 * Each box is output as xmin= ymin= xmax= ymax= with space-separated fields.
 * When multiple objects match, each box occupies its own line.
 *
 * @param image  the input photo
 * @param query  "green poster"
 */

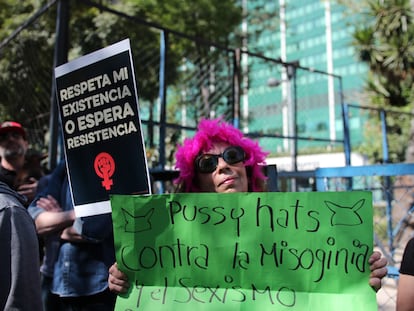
xmin=110 ymin=191 xmax=376 ymax=310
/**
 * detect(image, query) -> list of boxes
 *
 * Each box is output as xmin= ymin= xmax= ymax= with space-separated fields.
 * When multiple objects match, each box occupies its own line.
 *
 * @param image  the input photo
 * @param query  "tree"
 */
xmin=0 ymin=0 xmax=279 ymax=165
xmin=0 ymin=0 xmax=243 ymax=152
xmin=0 ymin=0 xmax=56 ymax=150
xmin=341 ymin=0 xmax=414 ymax=162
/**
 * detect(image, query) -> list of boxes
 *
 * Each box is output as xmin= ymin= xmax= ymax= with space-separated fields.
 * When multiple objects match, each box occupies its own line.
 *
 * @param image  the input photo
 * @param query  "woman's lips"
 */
xmin=219 ymin=177 xmax=236 ymax=186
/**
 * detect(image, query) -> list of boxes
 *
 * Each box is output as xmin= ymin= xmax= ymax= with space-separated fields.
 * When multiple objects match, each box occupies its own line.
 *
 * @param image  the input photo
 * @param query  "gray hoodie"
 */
xmin=0 ymin=181 xmax=42 ymax=311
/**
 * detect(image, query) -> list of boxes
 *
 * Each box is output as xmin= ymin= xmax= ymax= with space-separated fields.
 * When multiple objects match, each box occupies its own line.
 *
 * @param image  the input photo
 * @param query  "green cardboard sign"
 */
xmin=110 ymin=191 xmax=376 ymax=310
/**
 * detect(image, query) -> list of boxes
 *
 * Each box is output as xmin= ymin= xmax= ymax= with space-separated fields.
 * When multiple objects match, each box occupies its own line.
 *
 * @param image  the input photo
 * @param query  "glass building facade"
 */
xmin=243 ymin=0 xmax=369 ymax=159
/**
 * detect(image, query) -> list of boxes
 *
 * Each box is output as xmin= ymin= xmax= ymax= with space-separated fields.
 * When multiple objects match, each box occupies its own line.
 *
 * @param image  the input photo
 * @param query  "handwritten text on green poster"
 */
xmin=110 ymin=191 xmax=376 ymax=310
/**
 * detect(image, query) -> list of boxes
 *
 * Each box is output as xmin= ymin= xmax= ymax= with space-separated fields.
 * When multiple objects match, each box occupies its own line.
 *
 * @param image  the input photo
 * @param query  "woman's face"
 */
xmin=196 ymin=142 xmax=248 ymax=193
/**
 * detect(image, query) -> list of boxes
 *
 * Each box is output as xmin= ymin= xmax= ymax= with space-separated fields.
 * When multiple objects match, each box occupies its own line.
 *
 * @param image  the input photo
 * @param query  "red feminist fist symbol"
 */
xmin=94 ymin=152 xmax=115 ymax=190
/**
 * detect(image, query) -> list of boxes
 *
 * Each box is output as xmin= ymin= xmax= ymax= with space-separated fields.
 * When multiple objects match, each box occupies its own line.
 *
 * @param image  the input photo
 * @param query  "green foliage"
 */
xmin=0 ymin=0 xmax=245 ymax=162
xmin=0 ymin=0 xmax=55 ymax=139
xmin=342 ymin=0 xmax=414 ymax=162
xmin=132 ymin=0 xmax=243 ymax=43
xmin=0 ymin=0 xmax=278 ymax=167
xmin=67 ymin=1 xmax=164 ymax=102
xmin=238 ymin=0 xmax=279 ymax=55
xmin=353 ymin=0 xmax=414 ymax=107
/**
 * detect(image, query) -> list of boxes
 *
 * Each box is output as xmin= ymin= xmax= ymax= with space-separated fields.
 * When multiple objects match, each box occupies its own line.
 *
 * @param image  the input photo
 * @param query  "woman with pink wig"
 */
xmin=108 ymin=118 xmax=387 ymax=294
xmin=174 ymin=118 xmax=268 ymax=193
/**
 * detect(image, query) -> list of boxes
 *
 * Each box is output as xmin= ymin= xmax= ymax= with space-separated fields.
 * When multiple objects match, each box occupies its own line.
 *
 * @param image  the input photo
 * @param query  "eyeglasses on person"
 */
xmin=0 ymin=131 xmax=23 ymax=141
xmin=195 ymin=146 xmax=246 ymax=173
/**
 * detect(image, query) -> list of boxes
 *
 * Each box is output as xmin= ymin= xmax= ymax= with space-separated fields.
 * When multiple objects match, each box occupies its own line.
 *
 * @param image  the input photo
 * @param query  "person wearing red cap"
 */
xmin=0 ymin=121 xmax=39 ymax=204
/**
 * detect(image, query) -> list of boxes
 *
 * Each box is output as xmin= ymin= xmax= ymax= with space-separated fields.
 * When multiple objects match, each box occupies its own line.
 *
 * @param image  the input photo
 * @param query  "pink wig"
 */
xmin=174 ymin=118 xmax=269 ymax=192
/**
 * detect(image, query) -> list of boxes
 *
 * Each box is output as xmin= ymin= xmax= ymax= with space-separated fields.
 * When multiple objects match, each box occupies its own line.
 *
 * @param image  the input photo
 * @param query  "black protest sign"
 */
xmin=54 ymin=39 xmax=151 ymax=217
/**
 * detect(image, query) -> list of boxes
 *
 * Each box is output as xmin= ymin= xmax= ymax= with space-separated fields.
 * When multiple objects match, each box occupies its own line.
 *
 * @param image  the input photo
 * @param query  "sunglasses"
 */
xmin=0 ymin=131 xmax=23 ymax=141
xmin=195 ymin=146 xmax=246 ymax=173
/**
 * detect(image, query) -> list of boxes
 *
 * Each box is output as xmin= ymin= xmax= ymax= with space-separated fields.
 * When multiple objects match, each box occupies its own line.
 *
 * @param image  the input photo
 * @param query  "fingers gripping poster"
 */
xmin=110 ymin=191 xmax=377 ymax=311
xmin=54 ymin=39 xmax=150 ymax=217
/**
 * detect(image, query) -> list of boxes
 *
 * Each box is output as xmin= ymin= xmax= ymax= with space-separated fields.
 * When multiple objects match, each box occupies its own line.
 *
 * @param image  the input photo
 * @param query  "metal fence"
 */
xmin=313 ymin=163 xmax=414 ymax=311
xmin=0 ymin=0 xmax=347 ymax=170
xmin=1 ymin=1 xmax=413 ymax=309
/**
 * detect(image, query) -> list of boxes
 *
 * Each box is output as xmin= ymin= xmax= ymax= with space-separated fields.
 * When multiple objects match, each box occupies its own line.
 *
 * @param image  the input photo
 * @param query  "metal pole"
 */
xmin=287 ymin=62 xmax=298 ymax=191
xmin=338 ymin=77 xmax=353 ymax=191
xmin=158 ymin=30 xmax=168 ymax=170
xmin=380 ymin=109 xmax=394 ymax=254
xmin=380 ymin=110 xmax=389 ymax=163
xmin=233 ymin=48 xmax=241 ymax=129
xmin=290 ymin=64 xmax=298 ymax=172
xmin=48 ymin=0 xmax=69 ymax=170
xmin=339 ymin=76 xmax=351 ymax=166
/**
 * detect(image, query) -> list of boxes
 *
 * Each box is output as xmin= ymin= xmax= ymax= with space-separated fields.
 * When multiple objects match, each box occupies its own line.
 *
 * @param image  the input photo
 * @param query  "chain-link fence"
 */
xmin=313 ymin=163 xmax=414 ymax=310
xmin=1 ymin=1 xmax=412 ymax=309
xmin=0 ymin=0 xmax=347 ymax=170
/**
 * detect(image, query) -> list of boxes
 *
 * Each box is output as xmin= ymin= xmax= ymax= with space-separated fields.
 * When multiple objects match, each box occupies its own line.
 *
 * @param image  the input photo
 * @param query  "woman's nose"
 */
xmin=216 ymin=157 xmax=230 ymax=172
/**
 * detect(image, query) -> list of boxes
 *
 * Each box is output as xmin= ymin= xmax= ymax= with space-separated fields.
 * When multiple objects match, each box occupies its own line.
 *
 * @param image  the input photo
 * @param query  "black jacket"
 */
xmin=0 ymin=181 xmax=42 ymax=310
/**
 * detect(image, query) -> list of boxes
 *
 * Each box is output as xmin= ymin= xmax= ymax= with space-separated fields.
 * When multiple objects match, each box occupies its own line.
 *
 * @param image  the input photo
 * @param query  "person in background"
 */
xmin=0 ymin=121 xmax=42 ymax=204
xmin=0 ymin=181 xmax=42 ymax=310
xmin=108 ymin=118 xmax=388 ymax=293
xmin=28 ymin=161 xmax=116 ymax=311
xmin=15 ymin=148 xmax=47 ymax=191
xmin=396 ymin=237 xmax=414 ymax=311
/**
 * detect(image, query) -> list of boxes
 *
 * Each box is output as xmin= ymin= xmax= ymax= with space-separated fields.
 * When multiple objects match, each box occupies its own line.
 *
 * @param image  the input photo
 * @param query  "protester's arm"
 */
xmin=396 ymin=238 xmax=414 ymax=310
xmin=29 ymin=192 xmax=75 ymax=235
xmin=35 ymin=195 xmax=62 ymax=212
xmin=27 ymin=161 xmax=75 ymax=236
xmin=60 ymin=225 xmax=84 ymax=242
xmin=33 ymin=196 xmax=84 ymax=241
xmin=397 ymin=273 xmax=414 ymax=311
xmin=32 ymin=196 xmax=87 ymax=242
xmin=33 ymin=207 xmax=75 ymax=236
xmin=368 ymin=251 xmax=387 ymax=292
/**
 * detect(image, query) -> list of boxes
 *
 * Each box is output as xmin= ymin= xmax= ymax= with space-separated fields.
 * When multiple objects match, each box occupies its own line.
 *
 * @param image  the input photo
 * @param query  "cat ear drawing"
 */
xmin=325 ymin=199 xmax=365 ymax=226
xmin=121 ymin=208 xmax=155 ymax=233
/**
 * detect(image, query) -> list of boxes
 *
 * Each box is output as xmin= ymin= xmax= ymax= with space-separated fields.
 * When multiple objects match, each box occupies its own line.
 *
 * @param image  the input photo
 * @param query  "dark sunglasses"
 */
xmin=195 ymin=146 xmax=246 ymax=173
xmin=0 ymin=131 xmax=23 ymax=141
